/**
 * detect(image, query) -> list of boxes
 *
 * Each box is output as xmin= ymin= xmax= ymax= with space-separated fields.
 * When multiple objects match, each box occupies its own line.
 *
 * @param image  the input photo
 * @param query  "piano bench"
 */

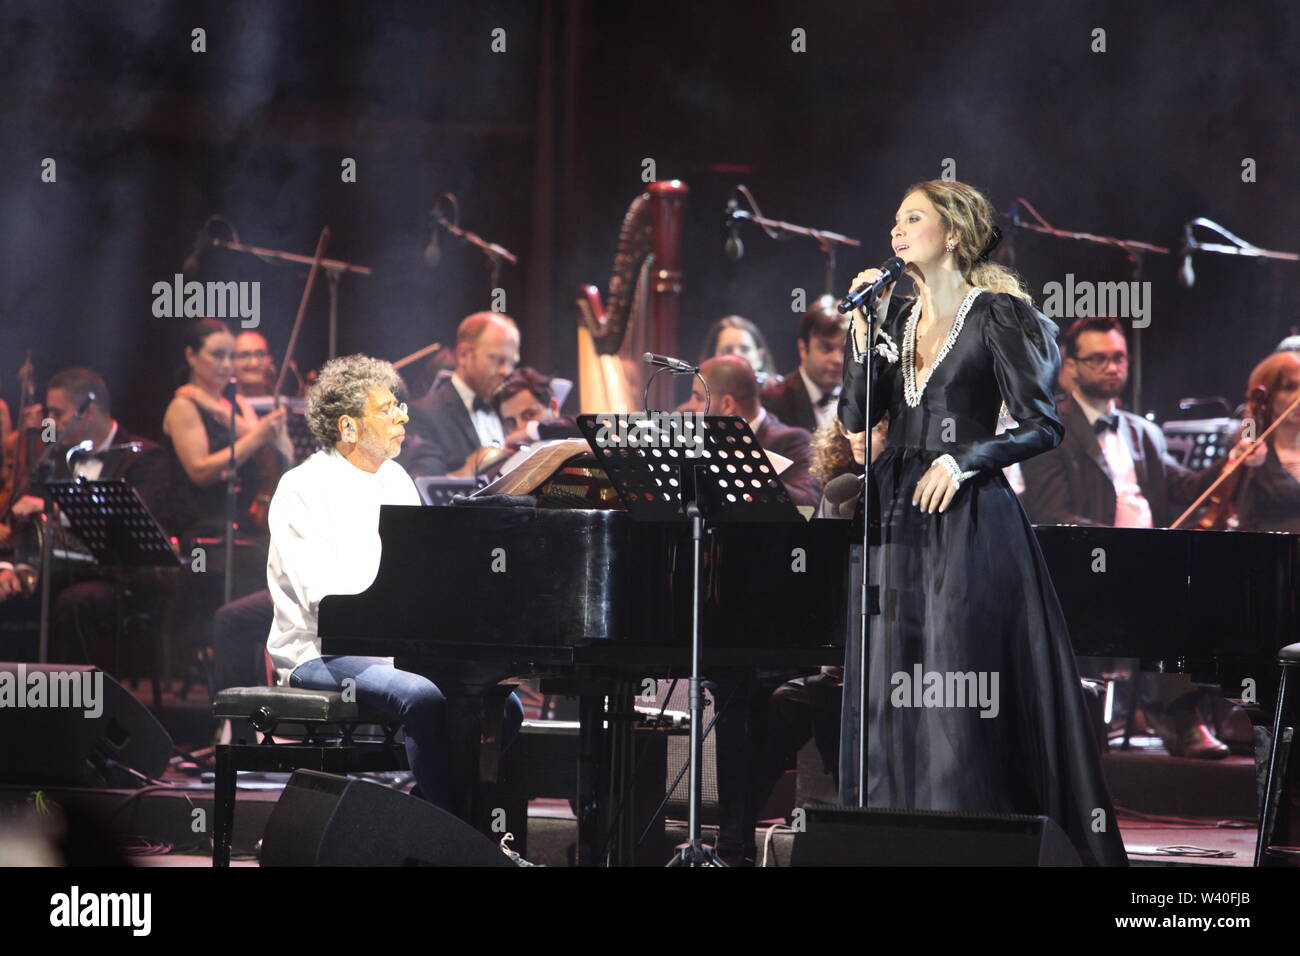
xmin=210 ymin=687 xmax=409 ymax=867
xmin=1256 ymin=643 xmax=1300 ymax=867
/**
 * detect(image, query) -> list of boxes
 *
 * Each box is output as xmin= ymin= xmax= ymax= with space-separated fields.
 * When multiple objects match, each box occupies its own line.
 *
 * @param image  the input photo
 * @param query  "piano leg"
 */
xmin=576 ymin=682 xmax=637 ymax=866
xmin=442 ymin=687 xmax=509 ymax=835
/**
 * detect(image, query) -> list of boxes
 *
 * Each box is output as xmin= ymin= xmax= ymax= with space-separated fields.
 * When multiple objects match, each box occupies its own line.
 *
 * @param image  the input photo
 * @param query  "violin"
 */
xmin=0 ymin=353 xmax=42 ymax=524
xmin=1197 ymin=386 xmax=1269 ymax=531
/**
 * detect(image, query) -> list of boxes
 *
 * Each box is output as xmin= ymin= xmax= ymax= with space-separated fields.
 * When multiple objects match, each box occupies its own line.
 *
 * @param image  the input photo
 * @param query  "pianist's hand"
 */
xmin=1228 ymin=438 xmax=1267 ymax=468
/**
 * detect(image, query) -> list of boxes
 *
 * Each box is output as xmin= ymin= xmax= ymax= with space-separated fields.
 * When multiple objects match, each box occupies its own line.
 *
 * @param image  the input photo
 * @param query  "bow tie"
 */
xmin=472 ymin=396 xmax=492 ymax=413
xmin=816 ymin=389 xmax=841 ymax=409
xmin=1093 ymin=414 xmax=1119 ymax=435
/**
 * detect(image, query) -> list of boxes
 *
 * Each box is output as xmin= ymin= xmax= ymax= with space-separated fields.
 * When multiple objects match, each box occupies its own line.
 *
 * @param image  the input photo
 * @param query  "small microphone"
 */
xmin=65 ymin=440 xmax=96 ymax=469
xmin=838 ymin=257 xmax=906 ymax=314
xmin=222 ymin=378 xmax=240 ymax=404
xmin=1178 ymin=241 xmax=1195 ymax=289
xmin=643 ymin=352 xmax=697 ymax=371
xmin=424 ymin=220 xmax=442 ymax=269
xmin=724 ymin=196 xmax=744 ymax=261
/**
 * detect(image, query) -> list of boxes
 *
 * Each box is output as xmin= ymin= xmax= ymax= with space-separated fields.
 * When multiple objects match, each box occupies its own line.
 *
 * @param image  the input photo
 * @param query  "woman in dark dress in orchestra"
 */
xmin=839 ymin=179 xmax=1127 ymax=866
xmin=1215 ymin=349 xmax=1300 ymax=533
xmin=157 ymin=318 xmax=289 ymax=543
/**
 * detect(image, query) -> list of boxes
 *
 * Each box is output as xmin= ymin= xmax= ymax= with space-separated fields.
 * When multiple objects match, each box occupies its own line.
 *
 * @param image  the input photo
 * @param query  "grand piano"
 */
xmin=318 ymin=456 xmax=1298 ymax=863
xmin=318 ymin=497 xmax=856 ymax=864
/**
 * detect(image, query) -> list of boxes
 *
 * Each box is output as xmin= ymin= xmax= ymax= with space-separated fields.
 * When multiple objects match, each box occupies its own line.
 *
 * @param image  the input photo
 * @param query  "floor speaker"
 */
xmin=0 ymin=662 xmax=172 ymax=786
xmin=790 ymin=804 xmax=1082 ymax=866
xmin=260 ymin=770 xmax=516 ymax=867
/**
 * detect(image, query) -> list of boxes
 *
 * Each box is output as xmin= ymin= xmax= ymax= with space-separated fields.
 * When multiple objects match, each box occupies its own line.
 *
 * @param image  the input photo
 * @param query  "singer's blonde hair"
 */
xmin=903 ymin=180 xmax=1031 ymax=302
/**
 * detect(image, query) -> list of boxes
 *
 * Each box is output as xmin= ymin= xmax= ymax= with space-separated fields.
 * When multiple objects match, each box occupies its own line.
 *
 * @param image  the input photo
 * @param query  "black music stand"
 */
xmin=577 ymin=413 xmax=800 ymax=865
xmin=41 ymin=480 xmax=183 ymax=689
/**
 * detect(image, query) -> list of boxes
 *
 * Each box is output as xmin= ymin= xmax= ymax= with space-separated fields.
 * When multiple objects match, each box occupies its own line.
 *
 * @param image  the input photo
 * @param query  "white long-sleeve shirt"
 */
xmin=266 ymin=448 xmax=420 ymax=683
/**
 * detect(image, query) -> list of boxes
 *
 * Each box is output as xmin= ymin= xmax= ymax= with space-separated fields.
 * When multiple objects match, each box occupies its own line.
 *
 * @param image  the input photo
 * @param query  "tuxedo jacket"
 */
xmin=756 ymin=412 xmax=820 ymax=508
xmin=398 ymin=375 xmax=484 ymax=478
xmin=762 ymin=371 xmax=820 ymax=435
xmin=1018 ymin=394 xmax=1214 ymax=527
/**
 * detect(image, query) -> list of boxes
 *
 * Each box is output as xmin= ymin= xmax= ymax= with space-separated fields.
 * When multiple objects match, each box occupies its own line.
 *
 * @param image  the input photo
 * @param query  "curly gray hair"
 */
xmin=306 ymin=354 xmax=403 ymax=445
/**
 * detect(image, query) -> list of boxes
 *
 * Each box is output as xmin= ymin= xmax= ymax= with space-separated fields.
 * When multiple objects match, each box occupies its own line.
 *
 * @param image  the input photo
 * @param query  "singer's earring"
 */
xmin=945 ymin=241 xmax=956 ymax=253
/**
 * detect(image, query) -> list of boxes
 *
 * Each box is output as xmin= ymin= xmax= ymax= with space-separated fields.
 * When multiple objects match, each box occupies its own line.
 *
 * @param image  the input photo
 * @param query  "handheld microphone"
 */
xmin=823 ymin=471 xmax=865 ymax=506
xmin=643 ymin=352 xmax=698 ymax=371
xmin=221 ymin=378 xmax=240 ymax=404
xmin=837 ymin=257 xmax=905 ymax=314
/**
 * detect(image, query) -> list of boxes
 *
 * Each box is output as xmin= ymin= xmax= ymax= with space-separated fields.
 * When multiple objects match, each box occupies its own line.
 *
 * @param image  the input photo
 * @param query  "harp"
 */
xmin=576 ymin=180 xmax=688 ymax=413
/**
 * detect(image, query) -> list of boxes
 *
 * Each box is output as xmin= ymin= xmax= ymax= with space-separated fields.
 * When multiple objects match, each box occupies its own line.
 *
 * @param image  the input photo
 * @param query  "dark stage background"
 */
xmin=2 ymin=0 xmax=1298 ymax=436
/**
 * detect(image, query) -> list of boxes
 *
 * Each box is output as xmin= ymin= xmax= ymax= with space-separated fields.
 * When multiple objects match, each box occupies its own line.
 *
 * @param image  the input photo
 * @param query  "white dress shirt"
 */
xmin=71 ymin=421 xmax=119 ymax=481
xmin=265 ymin=448 xmax=420 ymax=683
xmin=1071 ymin=389 xmax=1153 ymax=529
xmin=799 ymin=367 xmax=841 ymax=432
xmin=451 ymin=373 xmax=504 ymax=447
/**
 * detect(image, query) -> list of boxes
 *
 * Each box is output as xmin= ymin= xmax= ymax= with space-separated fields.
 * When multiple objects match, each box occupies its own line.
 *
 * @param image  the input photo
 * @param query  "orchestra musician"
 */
xmin=266 ymin=353 xmax=522 ymax=808
xmin=839 ymin=178 xmax=1126 ymax=865
xmin=399 ymin=312 xmax=520 ymax=479
xmin=761 ymin=296 xmax=847 ymax=434
xmin=678 ymin=355 xmax=820 ymax=508
xmin=1209 ymin=348 xmax=1300 ymax=533
xmin=1018 ymin=316 xmax=1219 ymax=528
xmin=492 ymin=366 xmax=581 ymax=448
xmin=698 ymin=315 xmax=780 ymax=386
xmin=0 ymin=368 xmax=159 ymax=670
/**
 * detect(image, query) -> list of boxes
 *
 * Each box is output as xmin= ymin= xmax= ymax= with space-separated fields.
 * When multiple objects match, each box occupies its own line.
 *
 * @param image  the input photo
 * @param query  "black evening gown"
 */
xmin=838 ymin=287 xmax=1128 ymax=867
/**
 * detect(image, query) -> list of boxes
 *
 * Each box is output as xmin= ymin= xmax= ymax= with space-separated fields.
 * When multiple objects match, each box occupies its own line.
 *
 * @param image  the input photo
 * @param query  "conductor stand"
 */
xmin=577 ymin=404 xmax=802 ymax=867
xmin=223 ymin=378 xmax=239 ymax=606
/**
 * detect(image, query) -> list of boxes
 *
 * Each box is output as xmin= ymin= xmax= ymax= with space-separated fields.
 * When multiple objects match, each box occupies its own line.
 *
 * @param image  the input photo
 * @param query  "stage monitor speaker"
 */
xmin=790 ymin=805 xmax=1082 ymax=866
xmin=260 ymin=770 xmax=516 ymax=867
xmin=0 ymin=662 xmax=172 ymax=787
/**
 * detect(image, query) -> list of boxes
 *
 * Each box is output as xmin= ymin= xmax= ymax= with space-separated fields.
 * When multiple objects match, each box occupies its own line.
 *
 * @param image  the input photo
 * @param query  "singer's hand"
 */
xmin=848 ymin=267 xmax=894 ymax=353
xmin=912 ymin=460 xmax=957 ymax=514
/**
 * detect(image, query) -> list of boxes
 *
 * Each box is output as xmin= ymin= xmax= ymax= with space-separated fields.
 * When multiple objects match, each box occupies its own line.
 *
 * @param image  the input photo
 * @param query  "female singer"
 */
xmin=839 ymin=180 xmax=1127 ymax=865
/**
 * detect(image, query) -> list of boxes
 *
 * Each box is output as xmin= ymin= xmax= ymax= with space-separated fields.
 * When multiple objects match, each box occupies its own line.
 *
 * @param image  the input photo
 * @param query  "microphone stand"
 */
xmin=224 ymin=382 xmax=238 ymax=606
xmin=431 ymin=194 xmax=518 ymax=304
xmin=1003 ymin=198 xmax=1168 ymax=411
xmin=209 ymin=236 xmax=371 ymax=362
xmin=842 ymin=291 xmax=880 ymax=808
xmin=724 ymin=185 xmax=861 ymax=295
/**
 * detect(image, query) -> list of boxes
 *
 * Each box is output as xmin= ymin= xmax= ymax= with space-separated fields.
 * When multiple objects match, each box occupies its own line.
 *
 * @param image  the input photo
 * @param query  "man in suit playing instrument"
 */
xmin=0 ymin=368 xmax=161 ymax=671
xmin=680 ymin=355 xmax=820 ymax=508
xmin=1018 ymin=316 xmax=1230 ymax=759
xmin=761 ymin=296 xmax=847 ymax=435
xmin=1018 ymin=316 xmax=1214 ymax=528
xmin=399 ymin=312 xmax=520 ymax=479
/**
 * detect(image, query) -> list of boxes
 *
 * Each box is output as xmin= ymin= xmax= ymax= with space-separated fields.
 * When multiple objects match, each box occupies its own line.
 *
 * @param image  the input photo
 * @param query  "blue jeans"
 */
xmin=288 ymin=656 xmax=523 ymax=811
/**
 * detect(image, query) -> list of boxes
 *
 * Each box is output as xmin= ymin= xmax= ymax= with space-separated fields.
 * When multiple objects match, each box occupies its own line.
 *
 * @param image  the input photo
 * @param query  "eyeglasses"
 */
xmin=373 ymin=401 xmax=408 ymax=422
xmin=235 ymin=350 xmax=269 ymax=361
xmin=1075 ymin=352 xmax=1129 ymax=371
